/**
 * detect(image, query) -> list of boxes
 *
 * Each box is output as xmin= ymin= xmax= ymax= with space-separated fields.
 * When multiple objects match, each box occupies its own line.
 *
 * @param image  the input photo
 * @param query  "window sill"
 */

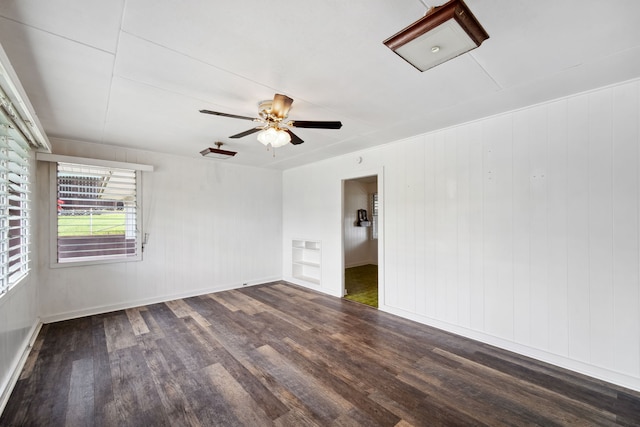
xmin=50 ymin=255 xmax=142 ymax=269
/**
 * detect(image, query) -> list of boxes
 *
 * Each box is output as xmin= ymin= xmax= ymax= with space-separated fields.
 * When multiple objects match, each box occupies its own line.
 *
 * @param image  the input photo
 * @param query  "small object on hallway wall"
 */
xmin=357 ymin=209 xmax=371 ymax=227
xmin=356 ymin=156 xmax=363 ymax=164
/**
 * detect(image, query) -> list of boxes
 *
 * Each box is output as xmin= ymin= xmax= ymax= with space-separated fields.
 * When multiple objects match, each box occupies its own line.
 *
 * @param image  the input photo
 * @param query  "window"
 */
xmin=371 ymin=192 xmax=378 ymax=240
xmin=0 ymin=136 xmax=31 ymax=294
xmin=55 ymin=162 xmax=141 ymax=264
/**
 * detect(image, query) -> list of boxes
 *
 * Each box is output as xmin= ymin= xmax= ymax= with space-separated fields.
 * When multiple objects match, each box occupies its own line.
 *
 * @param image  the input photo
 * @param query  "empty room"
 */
xmin=1 ymin=0 xmax=640 ymax=425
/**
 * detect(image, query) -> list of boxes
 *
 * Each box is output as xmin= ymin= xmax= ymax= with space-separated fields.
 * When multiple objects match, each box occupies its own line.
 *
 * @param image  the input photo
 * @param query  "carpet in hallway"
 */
xmin=344 ymin=264 xmax=377 ymax=308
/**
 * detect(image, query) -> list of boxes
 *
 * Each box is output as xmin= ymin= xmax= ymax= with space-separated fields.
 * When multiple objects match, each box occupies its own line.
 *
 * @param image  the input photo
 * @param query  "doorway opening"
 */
xmin=343 ymin=175 xmax=378 ymax=308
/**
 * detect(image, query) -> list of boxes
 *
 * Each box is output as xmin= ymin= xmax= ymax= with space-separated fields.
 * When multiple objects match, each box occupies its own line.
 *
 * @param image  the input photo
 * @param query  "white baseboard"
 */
xmin=40 ymin=276 xmax=282 ymax=324
xmin=283 ymin=276 xmax=344 ymax=298
xmin=0 ymin=320 xmax=42 ymax=416
xmin=379 ymin=303 xmax=640 ymax=393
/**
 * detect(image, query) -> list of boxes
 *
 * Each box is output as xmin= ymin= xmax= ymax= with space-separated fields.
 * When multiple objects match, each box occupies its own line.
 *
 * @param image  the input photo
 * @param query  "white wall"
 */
xmin=0 ymin=280 xmax=38 ymax=408
xmin=0 ymin=153 xmax=40 ymax=410
xmin=37 ymin=138 xmax=283 ymax=322
xmin=344 ymin=180 xmax=377 ymax=268
xmin=283 ymin=78 xmax=640 ymax=391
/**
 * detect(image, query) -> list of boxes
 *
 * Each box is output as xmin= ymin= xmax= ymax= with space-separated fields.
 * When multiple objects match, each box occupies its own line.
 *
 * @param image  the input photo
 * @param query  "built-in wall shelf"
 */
xmin=292 ymin=239 xmax=321 ymax=285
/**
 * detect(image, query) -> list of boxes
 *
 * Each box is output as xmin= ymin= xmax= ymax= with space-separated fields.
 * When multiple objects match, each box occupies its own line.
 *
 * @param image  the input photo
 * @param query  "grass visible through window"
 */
xmin=58 ymin=213 xmax=126 ymax=237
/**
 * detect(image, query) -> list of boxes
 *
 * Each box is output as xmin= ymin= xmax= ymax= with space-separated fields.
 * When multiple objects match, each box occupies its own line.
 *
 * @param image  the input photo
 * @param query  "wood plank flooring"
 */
xmin=2 ymin=281 xmax=640 ymax=426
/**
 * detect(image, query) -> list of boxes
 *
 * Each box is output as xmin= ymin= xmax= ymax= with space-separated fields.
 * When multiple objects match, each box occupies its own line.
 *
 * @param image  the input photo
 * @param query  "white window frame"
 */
xmin=37 ymin=153 xmax=153 ymax=268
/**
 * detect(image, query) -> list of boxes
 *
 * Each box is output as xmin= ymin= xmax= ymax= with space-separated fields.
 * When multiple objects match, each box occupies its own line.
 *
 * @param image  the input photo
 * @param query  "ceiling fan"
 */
xmin=200 ymin=94 xmax=342 ymax=148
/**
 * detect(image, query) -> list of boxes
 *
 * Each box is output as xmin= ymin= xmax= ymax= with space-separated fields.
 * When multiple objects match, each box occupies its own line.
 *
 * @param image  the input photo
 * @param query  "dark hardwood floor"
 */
xmin=2 ymin=281 xmax=640 ymax=426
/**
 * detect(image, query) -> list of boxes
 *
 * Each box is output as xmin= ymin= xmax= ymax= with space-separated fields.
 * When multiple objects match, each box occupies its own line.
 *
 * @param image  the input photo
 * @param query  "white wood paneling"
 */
xmin=0 ymin=279 xmax=39 ymax=412
xmin=467 ymin=122 xmax=485 ymax=331
xmin=527 ymin=105 xmax=550 ymax=351
xmin=434 ymin=132 xmax=447 ymax=319
xmin=546 ymin=99 xmax=569 ymax=356
xmin=612 ymin=83 xmax=640 ymax=376
xmin=37 ymin=138 xmax=282 ymax=321
xmin=456 ymin=126 xmax=471 ymax=328
xmin=414 ymin=137 xmax=427 ymax=316
xmin=587 ymin=89 xmax=615 ymax=369
xmin=566 ymin=94 xmax=591 ymax=363
xmin=512 ymin=108 xmax=532 ymax=345
xmin=484 ymin=115 xmax=514 ymax=341
xmin=282 ymin=78 xmax=640 ymax=391
xmin=397 ymin=141 xmax=414 ymax=312
xmin=443 ymin=129 xmax=459 ymax=323
xmin=343 ymin=180 xmax=375 ymax=268
xmin=385 ymin=149 xmax=401 ymax=308
xmin=424 ymin=134 xmax=437 ymax=318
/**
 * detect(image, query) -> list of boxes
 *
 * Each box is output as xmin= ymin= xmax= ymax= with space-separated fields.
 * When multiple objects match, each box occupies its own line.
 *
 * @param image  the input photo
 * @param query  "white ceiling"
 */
xmin=1 ymin=0 xmax=640 ymax=170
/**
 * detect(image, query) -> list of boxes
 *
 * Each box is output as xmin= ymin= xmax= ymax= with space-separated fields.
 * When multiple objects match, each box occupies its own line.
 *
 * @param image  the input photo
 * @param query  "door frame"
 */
xmin=340 ymin=166 xmax=384 ymax=306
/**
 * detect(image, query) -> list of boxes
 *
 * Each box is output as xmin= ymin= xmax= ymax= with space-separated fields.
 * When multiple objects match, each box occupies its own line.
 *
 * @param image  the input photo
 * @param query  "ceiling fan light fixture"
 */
xmin=257 ymin=127 xmax=290 ymax=148
xmin=383 ymin=0 xmax=489 ymax=72
xmin=200 ymin=93 xmax=342 ymax=149
xmin=200 ymin=142 xmax=237 ymax=160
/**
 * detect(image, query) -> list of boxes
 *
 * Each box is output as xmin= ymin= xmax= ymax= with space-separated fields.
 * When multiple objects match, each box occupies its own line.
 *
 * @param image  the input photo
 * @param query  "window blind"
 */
xmin=0 ymin=135 xmax=30 ymax=293
xmin=371 ymin=192 xmax=378 ymax=240
xmin=56 ymin=162 xmax=139 ymax=263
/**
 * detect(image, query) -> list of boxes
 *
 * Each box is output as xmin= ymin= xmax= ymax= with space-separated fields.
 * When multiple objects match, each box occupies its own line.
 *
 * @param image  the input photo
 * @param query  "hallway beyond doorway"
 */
xmin=344 ymin=264 xmax=378 ymax=308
